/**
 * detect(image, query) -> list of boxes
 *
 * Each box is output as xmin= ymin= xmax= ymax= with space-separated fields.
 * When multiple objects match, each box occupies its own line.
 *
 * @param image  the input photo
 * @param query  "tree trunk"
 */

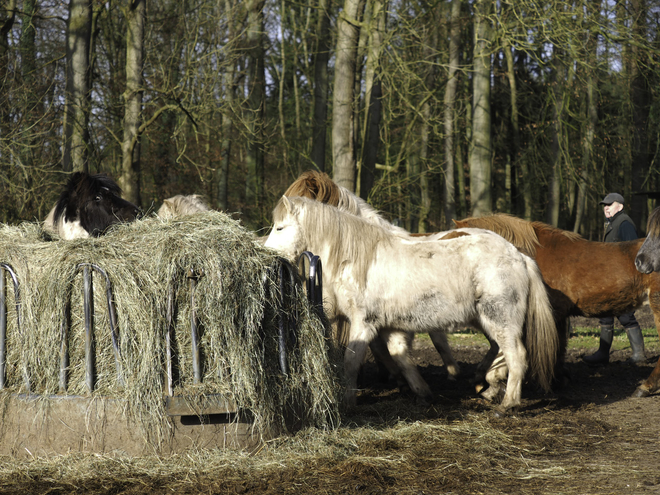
xmin=628 ymin=0 xmax=651 ymax=230
xmin=311 ymin=0 xmax=331 ymax=172
xmin=443 ymin=0 xmax=460 ymax=227
xmin=63 ymin=0 xmax=93 ymax=173
xmin=217 ymin=0 xmax=238 ymax=211
xmin=501 ymin=4 xmax=531 ymax=221
xmin=332 ymin=0 xmax=366 ymax=191
xmin=17 ymin=0 xmax=37 ymax=214
xmin=119 ymin=0 xmax=145 ymax=207
xmin=244 ymin=0 xmax=266 ymax=227
xmin=359 ymin=0 xmax=385 ymax=200
xmin=0 ymin=0 xmax=16 ymax=136
xmin=417 ymin=4 xmax=439 ymax=232
xmin=573 ymin=6 xmax=597 ymax=233
xmin=469 ymin=0 xmax=492 ymax=216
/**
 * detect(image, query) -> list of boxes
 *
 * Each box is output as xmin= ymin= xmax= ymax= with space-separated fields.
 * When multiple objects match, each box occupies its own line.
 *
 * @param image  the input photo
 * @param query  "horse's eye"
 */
xmin=95 ymin=195 xmax=102 ymax=201
xmin=276 ymin=226 xmax=284 ymax=231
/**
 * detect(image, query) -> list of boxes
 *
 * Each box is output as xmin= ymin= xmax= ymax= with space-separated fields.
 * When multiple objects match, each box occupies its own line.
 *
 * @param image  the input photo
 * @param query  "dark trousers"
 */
xmin=599 ymin=312 xmax=639 ymax=329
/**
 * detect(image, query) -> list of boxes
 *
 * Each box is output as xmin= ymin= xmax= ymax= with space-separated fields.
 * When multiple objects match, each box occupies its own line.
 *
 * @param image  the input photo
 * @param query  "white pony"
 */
xmin=265 ymin=196 xmax=558 ymax=412
xmin=157 ymin=194 xmax=210 ymax=219
xmin=284 ymin=170 xmax=508 ymax=386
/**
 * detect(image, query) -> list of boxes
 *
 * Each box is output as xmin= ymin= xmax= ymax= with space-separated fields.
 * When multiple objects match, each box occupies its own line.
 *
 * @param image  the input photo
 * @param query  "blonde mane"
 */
xmin=284 ymin=170 xmax=409 ymax=236
xmin=158 ymin=194 xmax=210 ymax=219
xmin=276 ymin=196 xmax=392 ymax=288
xmin=454 ymin=214 xmax=581 ymax=257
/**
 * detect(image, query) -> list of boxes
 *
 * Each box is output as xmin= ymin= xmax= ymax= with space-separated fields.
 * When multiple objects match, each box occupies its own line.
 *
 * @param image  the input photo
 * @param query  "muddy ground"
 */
xmin=2 ymin=310 xmax=660 ymax=494
xmin=328 ymin=316 xmax=660 ymax=495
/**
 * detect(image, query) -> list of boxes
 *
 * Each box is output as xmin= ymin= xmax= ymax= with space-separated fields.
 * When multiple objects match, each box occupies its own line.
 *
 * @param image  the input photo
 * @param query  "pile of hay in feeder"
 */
xmin=0 ymin=212 xmax=341 ymax=448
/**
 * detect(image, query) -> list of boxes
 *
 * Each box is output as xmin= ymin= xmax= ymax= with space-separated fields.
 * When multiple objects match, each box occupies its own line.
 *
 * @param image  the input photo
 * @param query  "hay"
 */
xmin=0 ymin=212 xmax=341 ymax=448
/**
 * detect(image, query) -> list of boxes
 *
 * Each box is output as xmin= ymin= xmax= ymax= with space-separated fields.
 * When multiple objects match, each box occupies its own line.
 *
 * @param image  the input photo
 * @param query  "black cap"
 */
xmin=600 ymin=193 xmax=625 ymax=205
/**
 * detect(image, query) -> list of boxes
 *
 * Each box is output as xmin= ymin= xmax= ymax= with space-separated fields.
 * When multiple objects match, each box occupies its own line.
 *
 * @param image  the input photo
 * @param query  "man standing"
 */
xmin=583 ymin=192 xmax=646 ymax=365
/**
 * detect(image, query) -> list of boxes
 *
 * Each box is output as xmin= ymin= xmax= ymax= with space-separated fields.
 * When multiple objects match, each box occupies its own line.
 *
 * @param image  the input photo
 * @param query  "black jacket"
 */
xmin=603 ymin=210 xmax=637 ymax=242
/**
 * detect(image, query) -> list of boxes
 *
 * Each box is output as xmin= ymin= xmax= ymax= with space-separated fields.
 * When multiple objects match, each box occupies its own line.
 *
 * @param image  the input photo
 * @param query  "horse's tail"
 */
xmin=523 ymin=256 xmax=559 ymax=392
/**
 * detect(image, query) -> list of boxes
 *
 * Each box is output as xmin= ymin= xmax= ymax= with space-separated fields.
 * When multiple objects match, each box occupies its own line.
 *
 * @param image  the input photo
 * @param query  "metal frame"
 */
xmin=0 ymin=251 xmax=324 ymax=416
xmin=0 ymin=263 xmax=23 ymax=390
xmin=59 ymin=263 xmax=123 ymax=393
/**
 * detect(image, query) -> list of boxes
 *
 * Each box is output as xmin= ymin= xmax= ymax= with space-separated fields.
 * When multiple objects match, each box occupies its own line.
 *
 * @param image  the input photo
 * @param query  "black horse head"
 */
xmin=52 ymin=172 xmax=140 ymax=237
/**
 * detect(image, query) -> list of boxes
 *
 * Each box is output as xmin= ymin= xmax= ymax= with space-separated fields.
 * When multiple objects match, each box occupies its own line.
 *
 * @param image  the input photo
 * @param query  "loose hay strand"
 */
xmin=0 ymin=213 xmax=341 ymax=449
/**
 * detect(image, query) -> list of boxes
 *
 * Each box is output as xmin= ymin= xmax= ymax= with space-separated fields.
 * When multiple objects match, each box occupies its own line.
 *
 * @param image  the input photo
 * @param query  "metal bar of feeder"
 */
xmin=278 ymin=262 xmax=289 ymax=375
xmin=188 ymin=269 xmax=202 ymax=384
xmin=82 ymin=265 xmax=96 ymax=393
xmin=298 ymin=251 xmax=323 ymax=310
xmin=59 ymin=298 xmax=70 ymax=393
xmin=0 ymin=268 xmax=6 ymax=390
xmin=75 ymin=264 xmax=123 ymax=388
xmin=0 ymin=263 xmax=26 ymax=391
xmin=165 ymin=285 xmax=175 ymax=396
xmin=94 ymin=265 xmax=123 ymax=386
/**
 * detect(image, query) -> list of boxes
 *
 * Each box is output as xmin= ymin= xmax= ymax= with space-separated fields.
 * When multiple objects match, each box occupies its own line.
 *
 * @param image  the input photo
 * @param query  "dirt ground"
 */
xmin=3 ymin=310 xmax=660 ymax=494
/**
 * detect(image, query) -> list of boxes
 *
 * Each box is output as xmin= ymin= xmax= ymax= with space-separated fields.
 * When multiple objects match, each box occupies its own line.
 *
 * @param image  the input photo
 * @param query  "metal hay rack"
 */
xmin=0 ymin=252 xmax=324 ymax=408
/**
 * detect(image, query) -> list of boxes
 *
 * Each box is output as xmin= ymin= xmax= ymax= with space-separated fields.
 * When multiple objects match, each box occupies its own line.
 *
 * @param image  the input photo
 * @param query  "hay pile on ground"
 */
xmin=0 ymin=213 xmax=341 ymax=448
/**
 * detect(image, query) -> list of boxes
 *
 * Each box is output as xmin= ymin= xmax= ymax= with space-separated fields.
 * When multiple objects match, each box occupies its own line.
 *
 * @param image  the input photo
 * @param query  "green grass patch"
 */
xmin=419 ymin=325 xmax=660 ymax=353
xmin=569 ymin=324 xmax=660 ymax=352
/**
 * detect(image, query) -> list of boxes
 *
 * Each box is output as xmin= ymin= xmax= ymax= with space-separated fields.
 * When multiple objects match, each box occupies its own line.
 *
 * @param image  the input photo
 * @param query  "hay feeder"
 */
xmin=0 ymin=216 xmax=338 ymax=457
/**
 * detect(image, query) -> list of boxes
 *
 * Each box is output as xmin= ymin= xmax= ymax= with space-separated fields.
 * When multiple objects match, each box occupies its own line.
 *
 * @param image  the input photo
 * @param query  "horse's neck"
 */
xmin=346 ymin=194 xmax=410 ymax=237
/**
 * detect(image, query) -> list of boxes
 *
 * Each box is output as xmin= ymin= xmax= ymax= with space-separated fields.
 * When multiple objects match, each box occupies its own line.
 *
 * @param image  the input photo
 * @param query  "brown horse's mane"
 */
xmin=455 ymin=214 xmax=583 ymax=257
xmin=283 ymin=170 xmax=341 ymax=206
xmin=646 ymin=206 xmax=660 ymax=239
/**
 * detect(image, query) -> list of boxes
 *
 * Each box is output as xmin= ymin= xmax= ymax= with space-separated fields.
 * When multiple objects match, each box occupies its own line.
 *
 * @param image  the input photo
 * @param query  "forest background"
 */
xmin=0 ymin=0 xmax=658 ymax=238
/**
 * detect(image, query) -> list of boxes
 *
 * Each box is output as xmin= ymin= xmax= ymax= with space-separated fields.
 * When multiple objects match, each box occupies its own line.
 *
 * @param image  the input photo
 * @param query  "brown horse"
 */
xmin=454 ymin=214 xmax=660 ymax=398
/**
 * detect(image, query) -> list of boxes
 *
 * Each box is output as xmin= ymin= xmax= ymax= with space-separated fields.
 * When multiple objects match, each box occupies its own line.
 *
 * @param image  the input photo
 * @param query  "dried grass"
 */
xmin=0 ymin=415 xmax=577 ymax=494
xmin=0 ymin=212 xmax=341 ymax=448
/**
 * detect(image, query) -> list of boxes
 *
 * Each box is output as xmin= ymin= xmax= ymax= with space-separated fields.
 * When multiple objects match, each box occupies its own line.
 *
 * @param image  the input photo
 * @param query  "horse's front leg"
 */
xmin=473 ymin=335 xmax=500 ymax=390
xmin=343 ymin=317 xmax=378 ymax=408
xmin=382 ymin=329 xmax=433 ymax=403
xmin=428 ymin=330 xmax=461 ymax=380
xmin=633 ymin=295 xmax=660 ymax=397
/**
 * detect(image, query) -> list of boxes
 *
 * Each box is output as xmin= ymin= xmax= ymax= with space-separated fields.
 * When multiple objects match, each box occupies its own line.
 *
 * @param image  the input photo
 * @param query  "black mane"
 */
xmin=51 ymin=172 xmax=139 ymax=237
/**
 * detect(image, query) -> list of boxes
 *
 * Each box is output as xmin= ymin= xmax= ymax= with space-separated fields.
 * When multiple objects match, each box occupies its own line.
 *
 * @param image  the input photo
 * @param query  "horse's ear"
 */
xmin=282 ymin=195 xmax=292 ymax=213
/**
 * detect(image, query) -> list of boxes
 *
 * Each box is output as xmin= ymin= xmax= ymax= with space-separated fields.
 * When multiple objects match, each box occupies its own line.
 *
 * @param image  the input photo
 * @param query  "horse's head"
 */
xmin=265 ymin=196 xmax=305 ymax=260
xmin=58 ymin=172 xmax=140 ymax=237
xmin=635 ymin=207 xmax=660 ymax=274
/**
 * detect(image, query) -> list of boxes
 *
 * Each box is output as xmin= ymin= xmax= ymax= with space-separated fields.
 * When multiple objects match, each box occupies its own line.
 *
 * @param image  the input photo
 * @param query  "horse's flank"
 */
xmin=455 ymin=214 xmax=647 ymax=317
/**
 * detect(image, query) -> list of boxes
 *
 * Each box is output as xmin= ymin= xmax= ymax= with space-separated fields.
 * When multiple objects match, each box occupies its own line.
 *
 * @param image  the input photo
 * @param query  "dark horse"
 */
xmin=454 ymin=214 xmax=660 ymax=399
xmin=635 ymin=206 xmax=660 ymax=274
xmin=44 ymin=172 xmax=140 ymax=239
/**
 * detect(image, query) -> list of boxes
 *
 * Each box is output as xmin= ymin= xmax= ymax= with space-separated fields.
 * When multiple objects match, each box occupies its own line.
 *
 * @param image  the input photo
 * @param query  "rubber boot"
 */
xmin=625 ymin=326 xmax=646 ymax=365
xmin=582 ymin=324 xmax=614 ymax=365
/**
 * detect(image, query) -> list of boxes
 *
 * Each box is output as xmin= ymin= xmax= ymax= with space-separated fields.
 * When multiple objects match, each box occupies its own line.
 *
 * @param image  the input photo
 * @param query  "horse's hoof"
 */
xmin=492 ymin=407 xmax=509 ymax=418
xmin=632 ymin=387 xmax=651 ymax=398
